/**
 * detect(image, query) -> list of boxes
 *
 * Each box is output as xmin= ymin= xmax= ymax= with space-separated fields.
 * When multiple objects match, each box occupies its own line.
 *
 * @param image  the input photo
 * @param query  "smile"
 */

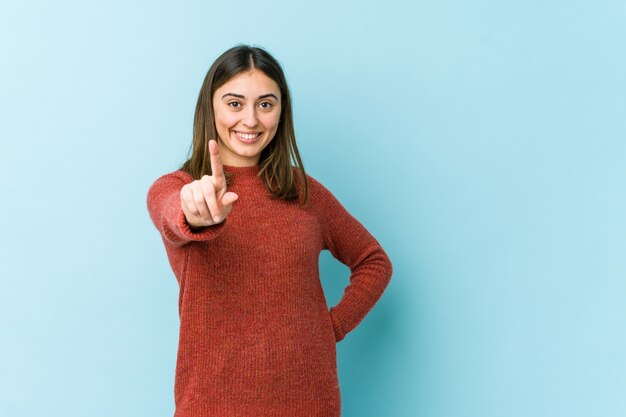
xmin=234 ymin=131 xmax=261 ymax=139
xmin=233 ymin=131 xmax=262 ymax=143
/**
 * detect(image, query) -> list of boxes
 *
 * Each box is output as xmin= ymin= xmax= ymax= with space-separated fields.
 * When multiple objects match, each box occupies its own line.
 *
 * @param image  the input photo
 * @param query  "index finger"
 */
xmin=209 ymin=139 xmax=224 ymax=178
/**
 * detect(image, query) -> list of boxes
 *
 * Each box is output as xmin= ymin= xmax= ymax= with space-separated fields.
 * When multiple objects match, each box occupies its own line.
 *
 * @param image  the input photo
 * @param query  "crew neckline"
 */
xmin=223 ymin=164 xmax=262 ymax=176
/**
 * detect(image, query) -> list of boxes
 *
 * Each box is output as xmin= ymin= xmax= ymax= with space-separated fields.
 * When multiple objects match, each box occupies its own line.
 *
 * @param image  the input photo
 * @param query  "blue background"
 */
xmin=1 ymin=1 xmax=625 ymax=416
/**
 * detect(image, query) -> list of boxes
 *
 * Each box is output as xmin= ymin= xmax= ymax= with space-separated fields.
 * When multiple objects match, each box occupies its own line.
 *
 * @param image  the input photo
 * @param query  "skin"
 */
xmin=212 ymin=68 xmax=282 ymax=167
xmin=181 ymin=139 xmax=238 ymax=228
xmin=180 ymin=68 xmax=282 ymax=228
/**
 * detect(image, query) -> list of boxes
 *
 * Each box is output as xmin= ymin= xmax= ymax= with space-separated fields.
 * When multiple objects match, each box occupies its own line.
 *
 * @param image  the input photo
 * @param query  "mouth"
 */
xmin=233 ymin=130 xmax=262 ymax=144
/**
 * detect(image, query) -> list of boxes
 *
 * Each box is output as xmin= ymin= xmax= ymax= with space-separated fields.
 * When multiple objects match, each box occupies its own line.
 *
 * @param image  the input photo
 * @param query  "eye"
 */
xmin=228 ymin=102 xmax=241 ymax=108
xmin=259 ymin=102 xmax=273 ymax=109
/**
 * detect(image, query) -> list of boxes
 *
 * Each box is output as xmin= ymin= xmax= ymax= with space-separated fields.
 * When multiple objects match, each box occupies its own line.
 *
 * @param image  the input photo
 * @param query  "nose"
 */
xmin=242 ymin=105 xmax=259 ymax=128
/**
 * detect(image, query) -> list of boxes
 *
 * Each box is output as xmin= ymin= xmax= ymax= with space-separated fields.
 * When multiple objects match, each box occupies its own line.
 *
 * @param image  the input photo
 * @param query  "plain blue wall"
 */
xmin=1 ymin=1 xmax=624 ymax=416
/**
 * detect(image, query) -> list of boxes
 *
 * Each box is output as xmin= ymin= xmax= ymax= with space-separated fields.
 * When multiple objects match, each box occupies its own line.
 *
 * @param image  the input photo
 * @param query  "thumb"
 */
xmin=221 ymin=191 xmax=238 ymax=207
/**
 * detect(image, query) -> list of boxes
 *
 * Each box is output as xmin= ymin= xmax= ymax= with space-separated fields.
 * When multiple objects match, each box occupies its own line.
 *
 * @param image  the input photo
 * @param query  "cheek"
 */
xmin=214 ymin=109 xmax=238 ymax=128
xmin=261 ymin=113 xmax=281 ymax=130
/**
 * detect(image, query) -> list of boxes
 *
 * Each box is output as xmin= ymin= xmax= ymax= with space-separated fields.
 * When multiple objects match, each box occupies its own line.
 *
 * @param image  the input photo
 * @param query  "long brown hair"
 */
xmin=180 ymin=44 xmax=309 ymax=206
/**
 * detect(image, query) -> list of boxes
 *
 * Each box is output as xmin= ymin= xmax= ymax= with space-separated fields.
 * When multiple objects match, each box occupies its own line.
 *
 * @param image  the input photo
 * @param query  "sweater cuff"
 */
xmin=176 ymin=206 xmax=228 ymax=240
xmin=329 ymin=307 xmax=346 ymax=342
xmin=161 ymin=191 xmax=227 ymax=245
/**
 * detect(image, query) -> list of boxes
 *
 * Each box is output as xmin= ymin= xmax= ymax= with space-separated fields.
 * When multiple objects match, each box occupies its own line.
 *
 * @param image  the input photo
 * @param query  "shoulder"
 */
xmin=149 ymin=169 xmax=194 ymax=187
xmin=294 ymin=169 xmax=331 ymax=197
xmin=147 ymin=169 xmax=195 ymax=198
xmin=297 ymin=170 xmax=344 ymax=211
xmin=304 ymin=172 xmax=325 ymax=192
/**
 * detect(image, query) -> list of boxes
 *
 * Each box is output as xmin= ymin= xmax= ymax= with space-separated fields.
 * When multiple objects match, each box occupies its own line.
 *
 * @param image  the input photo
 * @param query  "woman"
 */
xmin=146 ymin=44 xmax=393 ymax=416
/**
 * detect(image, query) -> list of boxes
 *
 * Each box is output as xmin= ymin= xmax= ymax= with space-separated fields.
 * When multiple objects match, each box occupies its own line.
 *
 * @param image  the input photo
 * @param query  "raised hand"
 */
xmin=180 ymin=139 xmax=239 ymax=228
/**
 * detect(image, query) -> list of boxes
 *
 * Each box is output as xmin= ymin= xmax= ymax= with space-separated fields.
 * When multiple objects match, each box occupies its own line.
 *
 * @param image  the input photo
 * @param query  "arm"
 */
xmin=310 ymin=177 xmax=393 ymax=342
xmin=146 ymin=171 xmax=227 ymax=247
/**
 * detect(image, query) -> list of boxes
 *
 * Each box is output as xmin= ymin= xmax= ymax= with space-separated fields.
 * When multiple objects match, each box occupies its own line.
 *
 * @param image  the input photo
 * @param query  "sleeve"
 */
xmin=146 ymin=171 xmax=228 ymax=248
xmin=309 ymin=176 xmax=393 ymax=342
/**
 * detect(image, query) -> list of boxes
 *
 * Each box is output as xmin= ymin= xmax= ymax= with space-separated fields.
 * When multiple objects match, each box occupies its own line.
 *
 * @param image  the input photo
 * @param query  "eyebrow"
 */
xmin=221 ymin=93 xmax=279 ymax=100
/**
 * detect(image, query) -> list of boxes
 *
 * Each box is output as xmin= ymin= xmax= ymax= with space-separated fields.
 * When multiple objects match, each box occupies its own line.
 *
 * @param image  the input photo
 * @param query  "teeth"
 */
xmin=235 ymin=131 xmax=260 ymax=140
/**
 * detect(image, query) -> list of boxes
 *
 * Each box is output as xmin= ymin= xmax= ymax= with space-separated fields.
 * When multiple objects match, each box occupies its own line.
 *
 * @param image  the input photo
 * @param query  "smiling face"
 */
xmin=212 ymin=68 xmax=282 ymax=167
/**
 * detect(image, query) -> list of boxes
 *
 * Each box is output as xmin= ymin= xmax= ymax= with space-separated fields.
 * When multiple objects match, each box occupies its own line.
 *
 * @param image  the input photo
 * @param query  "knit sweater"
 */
xmin=146 ymin=164 xmax=393 ymax=417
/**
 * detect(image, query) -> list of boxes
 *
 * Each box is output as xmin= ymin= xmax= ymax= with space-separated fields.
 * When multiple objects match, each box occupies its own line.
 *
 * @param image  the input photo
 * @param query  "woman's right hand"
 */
xmin=180 ymin=139 xmax=239 ymax=228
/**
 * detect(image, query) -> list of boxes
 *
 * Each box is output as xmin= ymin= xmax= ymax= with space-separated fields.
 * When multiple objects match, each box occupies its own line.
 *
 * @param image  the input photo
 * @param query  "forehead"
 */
xmin=215 ymin=69 xmax=280 ymax=97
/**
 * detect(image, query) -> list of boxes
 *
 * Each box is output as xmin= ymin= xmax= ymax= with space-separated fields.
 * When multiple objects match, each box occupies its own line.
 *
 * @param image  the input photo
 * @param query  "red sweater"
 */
xmin=146 ymin=164 xmax=393 ymax=417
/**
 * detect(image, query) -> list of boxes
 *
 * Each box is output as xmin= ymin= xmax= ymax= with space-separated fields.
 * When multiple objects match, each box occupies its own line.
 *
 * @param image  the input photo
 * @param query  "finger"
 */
xmin=220 ymin=191 xmax=239 ymax=208
xmin=200 ymin=176 xmax=221 ymax=222
xmin=181 ymin=186 xmax=203 ymax=221
xmin=209 ymin=139 xmax=225 ymax=179
xmin=180 ymin=185 xmax=193 ymax=215
xmin=190 ymin=186 xmax=212 ymax=223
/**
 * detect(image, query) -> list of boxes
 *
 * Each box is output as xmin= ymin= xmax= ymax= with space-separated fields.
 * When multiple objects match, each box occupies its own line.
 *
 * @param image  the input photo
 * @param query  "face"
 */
xmin=212 ymin=68 xmax=282 ymax=167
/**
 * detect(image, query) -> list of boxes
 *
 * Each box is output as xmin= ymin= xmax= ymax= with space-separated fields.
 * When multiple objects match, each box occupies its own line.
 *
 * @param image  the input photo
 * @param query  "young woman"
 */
xmin=146 ymin=44 xmax=393 ymax=416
